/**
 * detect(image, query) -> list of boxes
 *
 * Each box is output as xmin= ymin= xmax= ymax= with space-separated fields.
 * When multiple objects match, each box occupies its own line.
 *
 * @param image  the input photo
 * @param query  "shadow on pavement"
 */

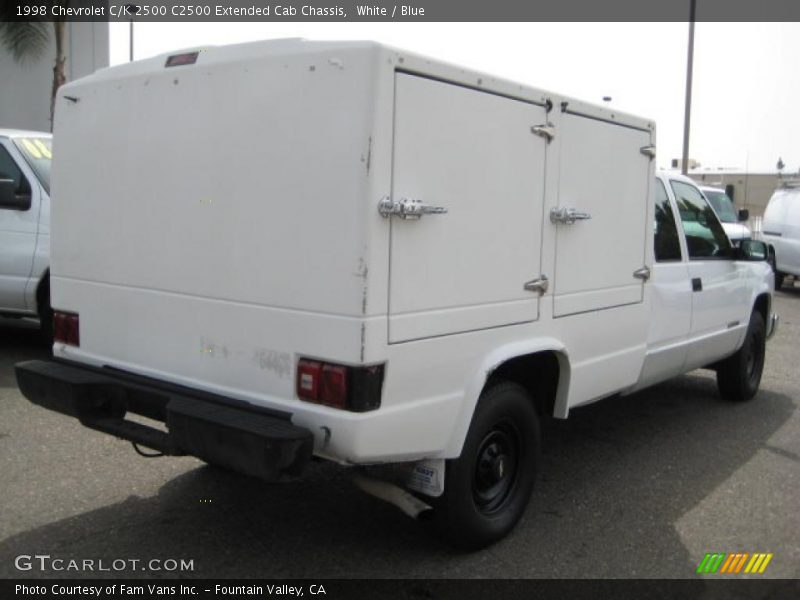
xmin=0 ymin=367 xmax=794 ymax=580
xmin=0 ymin=319 xmax=49 ymax=388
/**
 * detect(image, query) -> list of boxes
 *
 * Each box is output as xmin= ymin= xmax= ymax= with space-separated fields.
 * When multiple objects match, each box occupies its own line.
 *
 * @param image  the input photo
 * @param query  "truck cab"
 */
xmin=0 ymin=129 xmax=52 ymax=337
xmin=637 ymin=171 xmax=776 ymax=394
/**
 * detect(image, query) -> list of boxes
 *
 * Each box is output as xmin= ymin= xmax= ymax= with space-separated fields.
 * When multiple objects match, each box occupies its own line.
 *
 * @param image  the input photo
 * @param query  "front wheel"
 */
xmin=716 ymin=311 xmax=766 ymax=402
xmin=430 ymin=381 xmax=540 ymax=550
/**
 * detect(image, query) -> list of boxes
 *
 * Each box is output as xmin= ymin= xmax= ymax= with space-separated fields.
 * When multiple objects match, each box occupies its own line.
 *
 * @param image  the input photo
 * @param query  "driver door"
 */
xmin=670 ymin=178 xmax=751 ymax=369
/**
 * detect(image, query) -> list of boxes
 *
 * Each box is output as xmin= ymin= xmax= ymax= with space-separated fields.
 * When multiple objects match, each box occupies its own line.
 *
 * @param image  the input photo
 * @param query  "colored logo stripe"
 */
xmin=697 ymin=553 xmax=773 ymax=574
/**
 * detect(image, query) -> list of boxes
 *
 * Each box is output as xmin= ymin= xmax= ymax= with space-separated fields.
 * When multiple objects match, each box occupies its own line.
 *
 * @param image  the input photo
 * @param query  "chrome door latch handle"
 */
xmin=379 ymin=196 xmax=448 ymax=220
xmin=550 ymin=207 xmax=592 ymax=224
xmin=633 ymin=266 xmax=651 ymax=281
xmin=523 ymin=275 xmax=549 ymax=294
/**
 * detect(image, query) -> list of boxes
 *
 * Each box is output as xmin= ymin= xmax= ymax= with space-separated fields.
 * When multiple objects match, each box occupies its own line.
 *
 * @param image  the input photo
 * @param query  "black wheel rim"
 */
xmin=472 ymin=421 xmax=520 ymax=515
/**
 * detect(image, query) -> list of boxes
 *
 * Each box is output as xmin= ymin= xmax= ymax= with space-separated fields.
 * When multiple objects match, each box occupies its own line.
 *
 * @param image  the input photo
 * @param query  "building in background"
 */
xmin=0 ymin=22 xmax=108 ymax=132
xmin=688 ymin=169 xmax=800 ymax=220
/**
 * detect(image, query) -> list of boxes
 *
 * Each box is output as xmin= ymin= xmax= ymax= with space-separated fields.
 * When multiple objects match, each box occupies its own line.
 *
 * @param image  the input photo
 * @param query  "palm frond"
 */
xmin=0 ymin=21 xmax=50 ymax=63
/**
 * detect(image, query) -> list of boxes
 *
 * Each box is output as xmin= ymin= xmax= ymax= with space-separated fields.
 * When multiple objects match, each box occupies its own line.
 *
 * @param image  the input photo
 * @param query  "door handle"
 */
xmin=692 ymin=277 xmax=703 ymax=292
xmin=523 ymin=275 xmax=549 ymax=295
xmin=550 ymin=207 xmax=592 ymax=225
xmin=379 ymin=196 xmax=448 ymax=220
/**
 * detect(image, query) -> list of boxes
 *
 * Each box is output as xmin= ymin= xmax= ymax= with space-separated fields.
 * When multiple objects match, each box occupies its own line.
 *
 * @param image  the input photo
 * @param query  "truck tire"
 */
xmin=431 ymin=381 xmax=540 ymax=550
xmin=716 ymin=311 xmax=766 ymax=402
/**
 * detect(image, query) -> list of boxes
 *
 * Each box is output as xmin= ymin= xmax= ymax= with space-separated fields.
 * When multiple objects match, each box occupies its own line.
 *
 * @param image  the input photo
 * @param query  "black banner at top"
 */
xmin=4 ymin=0 xmax=800 ymax=22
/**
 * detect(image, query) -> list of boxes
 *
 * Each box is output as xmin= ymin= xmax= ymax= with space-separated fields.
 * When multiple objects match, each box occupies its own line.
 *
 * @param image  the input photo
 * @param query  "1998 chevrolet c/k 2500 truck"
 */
xmin=15 ymin=40 xmax=777 ymax=549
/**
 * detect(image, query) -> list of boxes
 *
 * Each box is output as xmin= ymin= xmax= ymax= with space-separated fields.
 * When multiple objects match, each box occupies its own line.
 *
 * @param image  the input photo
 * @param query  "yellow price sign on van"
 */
xmin=20 ymin=138 xmax=52 ymax=160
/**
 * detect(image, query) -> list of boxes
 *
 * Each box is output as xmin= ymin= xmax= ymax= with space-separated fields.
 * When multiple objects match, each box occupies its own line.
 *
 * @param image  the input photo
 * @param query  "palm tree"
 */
xmin=0 ymin=3 xmax=68 ymax=130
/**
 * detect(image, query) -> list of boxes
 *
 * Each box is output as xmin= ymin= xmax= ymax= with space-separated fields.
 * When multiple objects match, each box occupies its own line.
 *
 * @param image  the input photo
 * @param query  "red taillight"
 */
xmin=53 ymin=311 xmax=80 ymax=346
xmin=296 ymin=358 xmax=384 ymax=412
xmin=320 ymin=364 xmax=348 ymax=409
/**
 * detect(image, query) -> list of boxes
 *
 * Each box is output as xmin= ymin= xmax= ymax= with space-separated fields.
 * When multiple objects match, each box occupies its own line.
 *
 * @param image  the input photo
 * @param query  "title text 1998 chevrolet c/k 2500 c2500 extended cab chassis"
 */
xmin=14 ymin=40 xmax=777 ymax=549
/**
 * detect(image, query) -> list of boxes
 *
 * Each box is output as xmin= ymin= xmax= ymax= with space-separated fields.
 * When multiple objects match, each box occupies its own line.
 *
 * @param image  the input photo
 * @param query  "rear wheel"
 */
xmin=430 ymin=381 xmax=540 ymax=550
xmin=717 ymin=311 xmax=766 ymax=402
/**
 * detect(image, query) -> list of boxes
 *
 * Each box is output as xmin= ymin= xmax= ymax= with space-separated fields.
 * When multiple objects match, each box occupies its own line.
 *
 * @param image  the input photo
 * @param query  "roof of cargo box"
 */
xmin=0 ymin=128 xmax=52 ymax=139
xmin=79 ymin=38 xmax=653 ymax=133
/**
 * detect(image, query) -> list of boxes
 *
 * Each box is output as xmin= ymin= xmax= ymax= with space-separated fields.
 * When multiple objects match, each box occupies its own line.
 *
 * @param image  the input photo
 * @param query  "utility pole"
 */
xmin=681 ymin=0 xmax=697 ymax=175
xmin=125 ymin=4 xmax=138 ymax=62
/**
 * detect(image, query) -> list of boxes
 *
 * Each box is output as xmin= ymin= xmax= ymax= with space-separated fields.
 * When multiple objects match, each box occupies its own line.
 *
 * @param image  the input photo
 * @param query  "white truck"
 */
xmin=15 ymin=40 xmax=778 ymax=550
xmin=0 ymin=129 xmax=52 ymax=338
xmin=698 ymin=185 xmax=752 ymax=246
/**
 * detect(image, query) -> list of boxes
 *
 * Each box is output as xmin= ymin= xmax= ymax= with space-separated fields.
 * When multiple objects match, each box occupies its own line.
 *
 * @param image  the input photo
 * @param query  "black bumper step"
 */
xmin=15 ymin=359 xmax=313 ymax=481
xmin=84 ymin=417 xmax=183 ymax=456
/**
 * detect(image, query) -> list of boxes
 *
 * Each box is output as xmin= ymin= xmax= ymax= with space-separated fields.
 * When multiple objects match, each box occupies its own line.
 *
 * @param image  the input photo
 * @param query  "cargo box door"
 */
xmin=552 ymin=113 xmax=652 ymax=317
xmin=388 ymin=73 xmax=547 ymax=343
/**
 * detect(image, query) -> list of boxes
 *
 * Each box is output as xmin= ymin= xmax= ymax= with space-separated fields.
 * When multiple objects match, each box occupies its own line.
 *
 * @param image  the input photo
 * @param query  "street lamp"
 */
xmin=124 ymin=4 xmax=139 ymax=62
xmin=681 ymin=0 xmax=697 ymax=175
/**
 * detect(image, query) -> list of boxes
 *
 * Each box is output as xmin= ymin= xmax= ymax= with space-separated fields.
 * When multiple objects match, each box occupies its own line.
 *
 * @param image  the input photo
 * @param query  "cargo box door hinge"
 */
xmin=531 ymin=124 xmax=555 ymax=142
xmin=640 ymin=145 xmax=656 ymax=159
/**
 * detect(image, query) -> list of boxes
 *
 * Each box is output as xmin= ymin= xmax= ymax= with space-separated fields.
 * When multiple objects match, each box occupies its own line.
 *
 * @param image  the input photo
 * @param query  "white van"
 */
xmin=0 ymin=129 xmax=52 ymax=337
xmin=763 ymin=183 xmax=800 ymax=288
xmin=15 ymin=40 xmax=776 ymax=549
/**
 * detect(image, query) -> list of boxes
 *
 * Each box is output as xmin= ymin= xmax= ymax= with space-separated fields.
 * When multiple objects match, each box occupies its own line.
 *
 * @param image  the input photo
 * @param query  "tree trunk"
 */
xmin=50 ymin=20 xmax=66 ymax=131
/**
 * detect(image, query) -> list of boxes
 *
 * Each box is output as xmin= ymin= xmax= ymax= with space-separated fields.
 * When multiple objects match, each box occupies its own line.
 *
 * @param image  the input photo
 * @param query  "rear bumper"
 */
xmin=15 ymin=359 xmax=313 ymax=481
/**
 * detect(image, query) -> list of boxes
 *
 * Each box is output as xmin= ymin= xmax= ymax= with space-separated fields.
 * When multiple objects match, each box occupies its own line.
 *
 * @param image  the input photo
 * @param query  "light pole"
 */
xmin=125 ymin=4 xmax=138 ymax=62
xmin=681 ymin=0 xmax=697 ymax=175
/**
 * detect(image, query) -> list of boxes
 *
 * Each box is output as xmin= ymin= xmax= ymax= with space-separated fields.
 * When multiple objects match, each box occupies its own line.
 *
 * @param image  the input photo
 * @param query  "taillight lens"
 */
xmin=296 ymin=358 xmax=384 ymax=412
xmin=320 ymin=364 xmax=348 ymax=409
xmin=53 ymin=311 xmax=80 ymax=346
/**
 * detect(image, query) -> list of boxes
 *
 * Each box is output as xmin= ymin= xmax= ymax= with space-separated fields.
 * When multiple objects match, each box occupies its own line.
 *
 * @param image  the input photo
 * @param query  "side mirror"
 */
xmin=736 ymin=239 xmax=768 ymax=261
xmin=737 ymin=208 xmax=750 ymax=222
xmin=0 ymin=178 xmax=31 ymax=211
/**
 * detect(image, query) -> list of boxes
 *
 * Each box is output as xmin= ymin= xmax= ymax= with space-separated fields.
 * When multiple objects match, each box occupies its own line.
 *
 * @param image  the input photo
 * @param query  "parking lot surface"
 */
xmin=1 ymin=287 xmax=799 ymax=579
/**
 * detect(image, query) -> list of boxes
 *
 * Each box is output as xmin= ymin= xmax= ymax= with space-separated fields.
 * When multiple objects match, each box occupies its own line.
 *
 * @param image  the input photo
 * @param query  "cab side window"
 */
xmin=671 ymin=180 xmax=731 ymax=259
xmin=654 ymin=179 xmax=682 ymax=261
xmin=0 ymin=144 xmax=32 ymax=208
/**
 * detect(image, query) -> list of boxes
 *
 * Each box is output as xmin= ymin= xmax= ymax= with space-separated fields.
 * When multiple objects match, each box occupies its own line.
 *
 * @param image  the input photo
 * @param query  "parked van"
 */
xmin=0 ymin=129 xmax=52 ymax=338
xmin=15 ymin=40 xmax=777 ymax=549
xmin=763 ymin=183 xmax=800 ymax=288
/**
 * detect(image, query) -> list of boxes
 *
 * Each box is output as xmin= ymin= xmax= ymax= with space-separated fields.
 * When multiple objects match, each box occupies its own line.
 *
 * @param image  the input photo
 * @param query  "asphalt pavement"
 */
xmin=1 ymin=287 xmax=799 ymax=580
